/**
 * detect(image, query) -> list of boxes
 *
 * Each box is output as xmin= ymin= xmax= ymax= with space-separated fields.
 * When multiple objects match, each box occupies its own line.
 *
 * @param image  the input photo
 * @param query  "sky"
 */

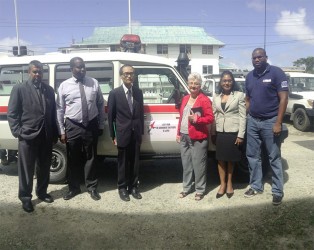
xmin=0 ymin=0 xmax=314 ymax=70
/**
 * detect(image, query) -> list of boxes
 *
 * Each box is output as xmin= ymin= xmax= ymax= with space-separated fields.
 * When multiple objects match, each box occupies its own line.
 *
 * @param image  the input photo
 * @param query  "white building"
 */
xmin=58 ymin=26 xmax=225 ymax=77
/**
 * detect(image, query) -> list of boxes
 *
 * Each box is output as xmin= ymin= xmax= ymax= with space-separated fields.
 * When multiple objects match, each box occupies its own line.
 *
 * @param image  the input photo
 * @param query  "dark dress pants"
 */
xmin=117 ymin=131 xmax=140 ymax=190
xmin=65 ymin=118 xmax=98 ymax=192
xmin=18 ymin=130 xmax=52 ymax=202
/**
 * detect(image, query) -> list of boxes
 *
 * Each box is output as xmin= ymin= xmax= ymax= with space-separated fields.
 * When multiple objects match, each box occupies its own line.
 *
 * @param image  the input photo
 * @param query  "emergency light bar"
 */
xmin=120 ymin=34 xmax=141 ymax=53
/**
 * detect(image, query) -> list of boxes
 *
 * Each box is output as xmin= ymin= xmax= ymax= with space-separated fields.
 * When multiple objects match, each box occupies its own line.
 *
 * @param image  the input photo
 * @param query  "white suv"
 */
xmin=285 ymin=72 xmax=314 ymax=131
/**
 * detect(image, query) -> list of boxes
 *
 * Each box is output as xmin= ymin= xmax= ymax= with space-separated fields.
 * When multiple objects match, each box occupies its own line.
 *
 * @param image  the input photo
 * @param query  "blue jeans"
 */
xmin=246 ymin=115 xmax=284 ymax=197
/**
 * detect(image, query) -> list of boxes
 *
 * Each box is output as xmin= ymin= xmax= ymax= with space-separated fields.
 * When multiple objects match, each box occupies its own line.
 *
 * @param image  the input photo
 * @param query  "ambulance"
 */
xmin=0 ymin=50 xmax=192 ymax=182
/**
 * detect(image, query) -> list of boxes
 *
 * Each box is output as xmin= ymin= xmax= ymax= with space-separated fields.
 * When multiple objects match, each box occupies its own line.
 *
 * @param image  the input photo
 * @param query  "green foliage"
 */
xmin=293 ymin=56 xmax=314 ymax=73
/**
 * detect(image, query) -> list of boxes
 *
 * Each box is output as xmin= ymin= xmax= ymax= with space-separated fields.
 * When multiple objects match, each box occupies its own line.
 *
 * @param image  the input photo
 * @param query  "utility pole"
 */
xmin=128 ymin=0 xmax=132 ymax=34
xmin=13 ymin=0 xmax=20 ymax=56
xmin=264 ymin=0 xmax=266 ymax=50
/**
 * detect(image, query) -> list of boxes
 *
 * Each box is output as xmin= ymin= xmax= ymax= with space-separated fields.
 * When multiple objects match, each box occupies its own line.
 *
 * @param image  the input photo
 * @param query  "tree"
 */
xmin=293 ymin=57 xmax=314 ymax=73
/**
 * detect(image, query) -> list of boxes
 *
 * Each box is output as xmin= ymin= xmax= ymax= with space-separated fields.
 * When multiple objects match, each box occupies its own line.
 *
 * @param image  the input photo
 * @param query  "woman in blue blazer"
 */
xmin=211 ymin=71 xmax=246 ymax=199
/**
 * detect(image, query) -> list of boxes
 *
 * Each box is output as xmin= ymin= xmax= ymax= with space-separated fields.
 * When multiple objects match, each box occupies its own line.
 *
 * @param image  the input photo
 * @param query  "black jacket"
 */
xmin=108 ymin=85 xmax=144 ymax=147
xmin=8 ymin=80 xmax=58 ymax=142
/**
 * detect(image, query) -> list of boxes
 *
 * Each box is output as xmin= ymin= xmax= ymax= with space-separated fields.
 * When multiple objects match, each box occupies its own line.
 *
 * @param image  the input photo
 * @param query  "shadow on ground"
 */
xmin=0 ymin=197 xmax=313 ymax=250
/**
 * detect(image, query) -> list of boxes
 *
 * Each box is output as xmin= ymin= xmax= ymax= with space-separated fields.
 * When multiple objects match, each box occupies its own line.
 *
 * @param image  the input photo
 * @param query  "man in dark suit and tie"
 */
xmin=108 ymin=65 xmax=144 ymax=201
xmin=8 ymin=60 xmax=58 ymax=212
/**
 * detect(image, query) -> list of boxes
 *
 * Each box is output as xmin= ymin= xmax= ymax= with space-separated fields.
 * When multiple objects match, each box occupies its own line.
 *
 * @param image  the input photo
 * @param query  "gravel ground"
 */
xmin=0 ymin=121 xmax=314 ymax=250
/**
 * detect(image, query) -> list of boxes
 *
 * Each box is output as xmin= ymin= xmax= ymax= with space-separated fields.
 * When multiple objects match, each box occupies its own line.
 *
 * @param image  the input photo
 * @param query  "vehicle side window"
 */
xmin=201 ymin=80 xmax=214 ymax=97
xmin=136 ymin=68 xmax=185 ymax=104
xmin=55 ymin=62 xmax=113 ymax=94
xmin=0 ymin=65 xmax=49 ymax=96
xmin=236 ymin=80 xmax=246 ymax=93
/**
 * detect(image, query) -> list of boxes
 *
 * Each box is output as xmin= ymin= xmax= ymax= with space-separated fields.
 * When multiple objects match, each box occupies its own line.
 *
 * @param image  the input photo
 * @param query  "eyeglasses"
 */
xmin=122 ymin=72 xmax=134 ymax=77
xmin=32 ymin=70 xmax=42 ymax=74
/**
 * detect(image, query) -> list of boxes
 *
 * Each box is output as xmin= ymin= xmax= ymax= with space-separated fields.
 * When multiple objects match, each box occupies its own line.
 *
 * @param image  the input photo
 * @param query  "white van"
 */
xmin=285 ymin=72 xmax=314 ymax=131
xmin=0 ymin=51 xmax=190 ymax=182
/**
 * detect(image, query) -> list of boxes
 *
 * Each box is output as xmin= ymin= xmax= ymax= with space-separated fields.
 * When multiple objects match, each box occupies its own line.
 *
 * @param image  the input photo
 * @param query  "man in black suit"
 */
xmin=108 ymin=65 xmax=144 ymax=201
xmin=8 ymin=60 xmax=58 ymax=212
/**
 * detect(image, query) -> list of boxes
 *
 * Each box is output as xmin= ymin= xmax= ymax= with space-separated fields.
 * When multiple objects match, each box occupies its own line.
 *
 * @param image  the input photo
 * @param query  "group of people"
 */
xmin=7 ymin=57 xmax=143 ymax=213
xmin=177 ymin=48 xmax=288 ymax=206
xmin=5 ymin=47 xmax=288 ymax=213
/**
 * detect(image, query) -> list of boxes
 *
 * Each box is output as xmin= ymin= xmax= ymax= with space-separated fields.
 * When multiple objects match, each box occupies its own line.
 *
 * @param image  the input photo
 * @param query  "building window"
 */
xmin=202 ymin=45 xmax=213 ymax=54
xmin=180 ymin=44 xmax=191 ymax=54
xmin=157 ymin=44 xmax=168 ymax=54
xmin=203 ymin=65 xmax=213 ymax=74
xmin=86 ymin=45 xmax=98 ymax=48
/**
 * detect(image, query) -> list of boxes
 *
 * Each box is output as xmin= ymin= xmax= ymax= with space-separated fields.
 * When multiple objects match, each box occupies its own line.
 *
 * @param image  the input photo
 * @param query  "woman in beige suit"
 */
xmin=211 ymin=71 xmax=246 ymax=199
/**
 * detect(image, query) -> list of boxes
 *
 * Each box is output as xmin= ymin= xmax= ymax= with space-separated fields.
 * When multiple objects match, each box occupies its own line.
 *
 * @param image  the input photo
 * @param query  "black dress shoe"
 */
xmin=119 ymin=189 xmax=130 ymax=202
xmin=22 ymin=200 xmax=34 ymax=213
xmin=130 ymin=187 xmax=142 ymax=199
xmin=38 ymin=194 xmax=54 ymax=203
xmin=63 ymin=190 xmax=81 ymax=200
xmin=89 ymin=190 xmax=101 ymax=201
xmin=216 ymin=192 xmax=225 ymax=199
xmin=226 ymin=192 xmax=234 ymax=199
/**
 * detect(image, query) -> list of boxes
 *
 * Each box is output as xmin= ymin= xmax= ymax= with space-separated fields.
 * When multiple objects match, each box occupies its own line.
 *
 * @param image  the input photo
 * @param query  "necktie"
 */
xmin=127 ymin=89 xmax=133 ymax=114
xmin=79 ymin=82 xmax=89 ymax=126
xmin=34 ymin=84 xmax=43 ymax=107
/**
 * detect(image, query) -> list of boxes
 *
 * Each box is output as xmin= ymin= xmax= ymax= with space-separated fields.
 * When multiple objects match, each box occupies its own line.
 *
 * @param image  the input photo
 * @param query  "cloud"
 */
xmin=0 ymin=37 xmax=46 ymax=55
xmin=275 ymin=8 xmax=314 ymax=45
xmin=0 ymin=37 xmax=30 ymax=53
xmin=247 ymin=0 xmax=265 ymax=12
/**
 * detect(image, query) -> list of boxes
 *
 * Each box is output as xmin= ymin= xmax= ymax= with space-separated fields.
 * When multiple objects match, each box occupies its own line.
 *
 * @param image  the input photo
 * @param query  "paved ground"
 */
xmin=0 ymin=121 xmax=313 ymax=249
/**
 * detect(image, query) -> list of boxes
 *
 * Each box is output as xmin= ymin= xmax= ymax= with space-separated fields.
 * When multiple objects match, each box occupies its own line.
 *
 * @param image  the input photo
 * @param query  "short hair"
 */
xmin=119 ymin=64 xmax=135 ymax=75
xmin=252 ymin=48 xmax=267 ymax=57
xmin=217 ymin=70 xmax=239 ymax=93
xmin=28 ymin=60 xmax=43 ymax=71
xmin=187 ymin=72 xmax=202 ymax=84
xmin=70 ymin=57 xmax=84 ymax=69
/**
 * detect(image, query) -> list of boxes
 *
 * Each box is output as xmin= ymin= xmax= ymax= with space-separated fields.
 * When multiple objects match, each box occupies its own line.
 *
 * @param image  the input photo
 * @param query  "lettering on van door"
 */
xmin=147 ymin=121 xmax=176 ymax=134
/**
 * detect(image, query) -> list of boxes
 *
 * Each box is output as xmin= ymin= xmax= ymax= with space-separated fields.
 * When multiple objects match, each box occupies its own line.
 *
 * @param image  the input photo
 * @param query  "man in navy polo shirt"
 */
xmin=244 ymin=48 xmax=288 ymax=206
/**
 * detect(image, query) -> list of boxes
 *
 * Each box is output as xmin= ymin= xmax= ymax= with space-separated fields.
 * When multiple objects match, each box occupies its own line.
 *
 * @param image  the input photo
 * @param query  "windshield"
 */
xmin=290 ymin=77 xmax=314 ymax=92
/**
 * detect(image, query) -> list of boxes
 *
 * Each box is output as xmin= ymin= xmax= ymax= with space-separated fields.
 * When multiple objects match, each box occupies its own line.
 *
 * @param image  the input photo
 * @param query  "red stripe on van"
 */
xmin=144 ymin=105 xmax=179 ymax=113
xmin=0 ymin=105 xmax=179 ymax=115
xmin=0 ymin=106 xmax=8 ymax=114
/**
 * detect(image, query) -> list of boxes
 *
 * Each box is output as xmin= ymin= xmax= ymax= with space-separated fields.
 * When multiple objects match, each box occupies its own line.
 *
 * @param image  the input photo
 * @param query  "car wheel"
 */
xmin=50 ymin=142 xmax=67 ymax=183
xmin=293 ymin=108 xmax=311 ymax=131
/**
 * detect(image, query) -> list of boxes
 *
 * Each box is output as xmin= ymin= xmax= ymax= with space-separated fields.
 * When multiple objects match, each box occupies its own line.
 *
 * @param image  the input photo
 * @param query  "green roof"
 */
xmin=78 ymin=26 xmax=224 ymax=46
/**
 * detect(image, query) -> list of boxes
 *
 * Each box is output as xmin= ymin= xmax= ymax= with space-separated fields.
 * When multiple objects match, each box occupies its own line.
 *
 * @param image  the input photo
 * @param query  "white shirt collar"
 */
xmin=122 ymin=83 xmax=133 ymax=94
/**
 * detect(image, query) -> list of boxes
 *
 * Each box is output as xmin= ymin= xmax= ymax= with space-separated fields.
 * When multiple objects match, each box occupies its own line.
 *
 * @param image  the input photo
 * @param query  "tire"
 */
xmin=50 ymin=142 xmax=67 ymax=184
xmin=235 ymin=151 xmax=249 ymax=175
xmin=293 ymin=108 xmax=311 ymax=131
